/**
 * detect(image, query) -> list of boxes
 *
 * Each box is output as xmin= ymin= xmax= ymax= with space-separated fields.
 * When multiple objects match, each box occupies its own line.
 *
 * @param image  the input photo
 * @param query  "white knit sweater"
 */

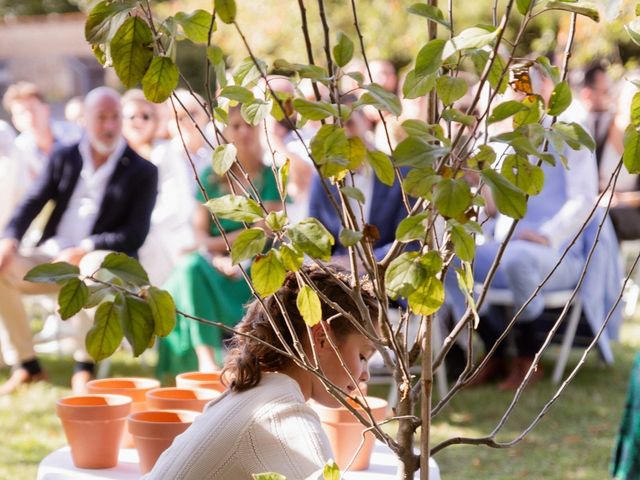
xmin=145 ymin=372 xmax=333 ymax=480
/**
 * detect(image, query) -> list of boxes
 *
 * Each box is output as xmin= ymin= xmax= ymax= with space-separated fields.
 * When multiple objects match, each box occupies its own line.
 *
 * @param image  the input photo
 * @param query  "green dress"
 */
xmin=156 ymin=165 xmax=280 ymax=382
xmin=612 ymin=353 xmax=640 ymax=479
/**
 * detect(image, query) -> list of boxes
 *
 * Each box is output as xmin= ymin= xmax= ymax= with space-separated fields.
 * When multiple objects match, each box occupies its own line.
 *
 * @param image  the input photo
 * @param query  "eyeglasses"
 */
xmin=125 ymin=113 xmax=153 ymax=121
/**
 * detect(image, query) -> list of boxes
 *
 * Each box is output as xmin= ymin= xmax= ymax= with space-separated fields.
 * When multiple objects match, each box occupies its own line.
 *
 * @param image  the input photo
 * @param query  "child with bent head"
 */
xmin=146 ymin=265 xmax=379 ymax=479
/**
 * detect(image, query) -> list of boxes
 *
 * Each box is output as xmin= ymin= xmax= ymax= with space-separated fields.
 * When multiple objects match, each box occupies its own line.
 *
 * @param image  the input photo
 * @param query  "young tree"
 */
xmin=27 ymin=0 xmax=640 ymax=478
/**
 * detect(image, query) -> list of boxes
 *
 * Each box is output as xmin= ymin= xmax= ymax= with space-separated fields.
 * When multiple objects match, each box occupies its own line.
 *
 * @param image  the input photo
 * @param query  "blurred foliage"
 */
xmin=0 ymin=0 xmax=80 ymax=16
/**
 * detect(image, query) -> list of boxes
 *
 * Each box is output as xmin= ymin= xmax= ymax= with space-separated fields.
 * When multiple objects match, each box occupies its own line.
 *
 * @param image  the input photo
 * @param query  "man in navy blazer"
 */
xmin=0 ymin=87 xmax=158 ymax=394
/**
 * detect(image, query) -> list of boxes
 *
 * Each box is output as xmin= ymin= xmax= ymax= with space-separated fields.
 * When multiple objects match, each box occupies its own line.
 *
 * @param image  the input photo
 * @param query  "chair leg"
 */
xmin=552 ymin=300 xmax=582 ymax=385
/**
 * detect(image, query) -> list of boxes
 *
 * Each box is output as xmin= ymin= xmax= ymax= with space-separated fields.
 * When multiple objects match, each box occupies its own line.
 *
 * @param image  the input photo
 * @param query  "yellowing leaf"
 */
xmin=297 ymin=285 xmax=322 ymax=326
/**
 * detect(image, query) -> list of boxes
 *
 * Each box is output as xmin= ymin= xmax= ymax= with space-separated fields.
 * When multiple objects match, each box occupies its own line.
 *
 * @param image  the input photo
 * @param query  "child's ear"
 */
xmin=311 ymin=323 xmax=329 ymax=350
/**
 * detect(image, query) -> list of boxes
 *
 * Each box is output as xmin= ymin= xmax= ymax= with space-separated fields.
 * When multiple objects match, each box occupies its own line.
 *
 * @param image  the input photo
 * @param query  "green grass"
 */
xmin=1 ymin=321 xmax=639 ymax=479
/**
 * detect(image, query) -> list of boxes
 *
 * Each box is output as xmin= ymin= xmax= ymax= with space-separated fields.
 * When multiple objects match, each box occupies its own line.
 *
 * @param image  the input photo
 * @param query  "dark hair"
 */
xmin=582 ymin=62 xmax=607 ymax=89
xmin=222 ymin=264 xmax=378 ymax=392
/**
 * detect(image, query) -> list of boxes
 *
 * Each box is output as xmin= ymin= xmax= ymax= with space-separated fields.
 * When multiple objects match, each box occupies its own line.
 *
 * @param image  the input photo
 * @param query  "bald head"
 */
xmin=84 ymin=87 xmax=123 ymax=156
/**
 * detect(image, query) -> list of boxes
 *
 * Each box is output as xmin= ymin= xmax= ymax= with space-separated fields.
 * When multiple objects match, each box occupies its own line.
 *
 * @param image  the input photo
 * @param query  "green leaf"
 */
xmin=142 ymin=56 xmax=179 ymax=103
xmin=346 ymin=137 xmax=366 ymax=170
xmin=480 ymin=169 xmax=527 ymax=219
xmin=252 ymin=474 xmax=286 ymax=480
xmin=623 ymin=125 xmax=640 ymax=174
xmin=470 ymin=50 xmax=508 ymax=94
xmin=85 ymin=284 xmax=113 ymax=308
xmin=146 ymin=286 xmax=176 ymax=337
xmin=433 ymin=178 xmax=472 ymax=218
xmin=407 ymin=3 xmax=451 ymax=29
xmin=513 ymin=95 xmax=542 ymax=128
xmin=231 ymin=228 xmax=267 ymax=265
xmin=385 ymin=252 xmax=425 ymax=299
xmin=443 ymin=26 xmax=499 ymax=59
xmin=536 ymin=56 xmax=561 ymax=84
xmin=441 ymin=108 xmax=475 ymax=126
xmin=547 ymin=80 xmax=572 ymax=116
xmin=323 ymin=460 xmax=341 ymax=480
xmin=393 ymin=137 xmax=448 ymax=167
xmin=488 ymin=100 xmax=529 ymax=124
xmin=205 ymin=194 xmax=264 ymax=222
xmin=289 ymin=218 xmax=335 ymax=261
xmin=546 ymin=1 xmax=600 ymax=22
xmin=215 ymin=0 xmax=237 ymax=24
xmin=552 ymin=122 xmax=596 ymax=151
xmin=626 ymin=19 xmax=640 ymax=47
xmin=85 ymin=0 xmax=135 ymax=44
xmin=310 ymin=124 xmax=349 ymax=168
xmin=297 ymin=285 xmax=322 ymax=327
xmin=86 ymin=301 xmax=124 ymax=362
xmin=175 ymin=10 xmax=213 ymax=43
xmin=395 ymin=213 xmax=428 ymax=242
xmin=278 ymin=159 xmax=290 ymax=198
xmin=100 ymin=253 xmax=150 ymax=286
xmin=220 ymin=85 xmax=255 ymax=103
xmin=339 ymin=229 xmax=363 ymax=247
xmin=207 ymin=45 xmax=227 ymax=88
xmin=436 ymin=76 xmax=468 ymax=105
xmin=340 ymin=186 xmax=365 ymax=203
xmin=468 ymin=144 xmax=496 ymax=168
xmin=110 ymin=17 xmax=153 ymax=89
xmin=24 ymin=262 xmax=80 ymax=284
xmin=450 ymin=224 xmax=475 ymax=262
xmin=233 ymin=57 xmax=268 ymax=87
xmin=403 ymin=168 xmax=440 ymax=198
xmin=408 ymin=276 xmax=444 ymax=316
xmin=501 ymin=154 xmax=545 ymax=195
xmin=358 ymin=83 xmax=403 ymax=116
xmin=212 ymin=143 xmax=237 ymax=175
xmin=241 ymin=99 xmax=272 ymax=126
xmin=116 ymin=293 xmax=154 ymax=357
xmin=415 ymin=39 xmax=446 ymax=77
xmin=631 ymin=93 xmax=640 ymax=128
xmin=333 ymin=32 xmax=354 ymax=67
xmin=266 ymin=211 xmax=288 ymax=232
xmin=367 ymin=150 xmax=395 ymax=186
xmin=57 ymin=278 xmax=89 ymax=320
xmin=402 ymin=120 xmax=446 ymax=143
xmin=516 ymin=0 xmax=533 ymax=15
xmin=403 ymin=70 xmax=436 ymax=99
xmin=279 ymin=244 xmax=303 ymax=272
xmin=293 ymin=99 xmax=339 ymax=121
xmin=251 ymin=250 xmax=287 ymax=297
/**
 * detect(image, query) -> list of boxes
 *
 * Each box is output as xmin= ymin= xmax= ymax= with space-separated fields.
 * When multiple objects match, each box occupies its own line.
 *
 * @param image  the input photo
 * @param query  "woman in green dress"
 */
xmin=156 ymin=106 xmax=281 ymax=381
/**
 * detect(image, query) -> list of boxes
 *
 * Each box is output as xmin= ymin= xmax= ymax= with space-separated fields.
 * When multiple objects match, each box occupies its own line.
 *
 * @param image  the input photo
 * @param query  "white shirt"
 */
xmin=0 ymin=121 xmax=24 ymax=230
xmin=44 ymin=136 xmax=126 ymax=253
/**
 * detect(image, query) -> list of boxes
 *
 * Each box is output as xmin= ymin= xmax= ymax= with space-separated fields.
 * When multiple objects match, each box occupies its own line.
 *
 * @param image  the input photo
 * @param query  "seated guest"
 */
xmin=0 ymin=120 xmax=22 ymax=230
xmin=0 ymin=87 xmax=158 ymax=395
xmin=121 ymin=89 xmax=162 ymax=160
xmin=156 ymin=105 xmax=281 ymax=379
xmin=146 ymin=265 xmax=378 ymax=480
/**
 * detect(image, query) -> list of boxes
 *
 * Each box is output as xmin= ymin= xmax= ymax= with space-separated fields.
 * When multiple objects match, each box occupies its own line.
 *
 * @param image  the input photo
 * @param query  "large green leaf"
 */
xmin=395 ymin=213 xmax=428 ymax=243
xmin=146 ymin=286 xmax=176 ymax=337
xmin=116 ymin=293 xmax=154 ymax=357
xmin=402 ymin=70 xmax=436 ymax=99
xmin=251 ymin=250 xmax=287 ymax=297
xmin=385 ymin=252 xmax=426 ymax=299
xmin=481 ymin=170 xmax=527 ymax=219
xmin=436 ymin=76 xmax=468 ymax=105
xmin=366 ymin=150 xmax=395 ymax=186
xmin=24 ymin=262 xmax=80 ymax=284
xmin=623 ymin=125 xmax=640 ymax=174
xmin=231 ymin=228 xmax=267 ymax=265
xmin=408 ymin=276 xmax=444 ymax=315
xmin=100 ymin=252 xmax=150 ymax=286
xmin=233 ymin=57 xmax=268 ymax=88
xmin=631 ymin=92 xmax=640 ymax=128
xmin=86 ymin=301 xmax=124 ymax=362
xmin=85 ymin=0 xmax=136 ymax=44
xmin=536 ymin=56 xmax=561 ymax=84
xmin=310 ymin=124 xmax=349 ymax=173
xmin=516 ymin=0 xmax=533 ymax=15
xmin=358 ymin=84 xmax=403 ymax=117
xmin=501 ymin=154 xmax=544 ymax=195
xmin=547 ymin=80 xmax=572 ymax=117
xmin=546 ymin=1 xmax=600 ymax=22
xmin=450 ymin=224 xmax=475 ymax=262
xmin=415 ymin=39 xmax=446 ymax=77
xmin=407 ymin=3 xmax=451 ymax=29
xmin=142 ymin=56 xmax=179 ymax=103
xmin=403 ymin=167 xmax=440 ymax=198
xmin=279 ymin=244 xmax=304 ymax=272
xmin=433 ymin=178 xmax=472 ymax=218
xmin=266 ymin=211 xmax=288 ymax=232
xmin=220 ymin=85 xmax=255 ymax=103
xmin=215 ymin=0 xmax=237 ymax=24
xmin=468 ymin=144 xmax=496 ymax=168
xmin=339 ymin=229 xmax=363 ymax=247
xmin=241 ymin=99 xmax=272 ymax=126
xmin=297 ymin=285 xmax=322 ymax=327
xmin=442 ymin=108 xmax=475 ymax=126
xmin=293 ymin=99 xmax=339 ymax=121
xmin=552 ymin=122 xmax=596 ymax=152
xmin=288 ymin=218 xmax=335 ymax=261
xmin=513 ymin=95 xmax=542 ymax=128
xmin=85 ymin=284 xmax=113 ymax=308
xmin=110 ymin=17 xmax=153 ymax=89
xmin=207 ymin=45 xmax=227 ymax=88
xmin=57 ymin=278 xmax=89 ymax=320
xmin=205 ymin=194 xmax=264 ymax=222
xmin=175 ymin=10 xmax=213 ymax=44
xmin=333 ymin=32 xmax=354 ymax=67
xmin=393 ymin=137 xmax=448 ymax=167
xmin=212 ymin=144 xmax=237 ymax=176
xmin=340 ymin=186 xmax=365 ymax=203
xmin=470 ymin=50 xmax=508 ymax=94
xmin=488 ymin=100 xmax=529 ymax=124
xmin=442 ymin=26 xmax=499 ymax=59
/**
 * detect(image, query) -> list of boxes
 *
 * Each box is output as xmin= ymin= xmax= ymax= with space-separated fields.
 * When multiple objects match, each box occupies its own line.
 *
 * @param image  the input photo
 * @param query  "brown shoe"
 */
xmin=498 ymin=356 xmax=544 ymax=391
xmin=466 ymin=357 xmax=507 ymax=387
xmin=0 ymin=367 xmax=47 ymax=395
xmin=71 ymin=370 xmax=94 ymax=395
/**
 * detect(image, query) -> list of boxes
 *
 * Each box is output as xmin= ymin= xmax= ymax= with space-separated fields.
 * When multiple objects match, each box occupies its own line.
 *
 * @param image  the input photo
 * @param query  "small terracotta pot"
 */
xmin=311 ymin=396 xmax=388 ymax=471
xmin=128 ymin=409 xmax=199 ymax=474
xmin=56 ymin=394 xmax=132 ymax=469
xmin=175 ymin=372 xmax=224 ymax=392
xmin=146 ymin=387 xmax=220 ymax=412
xmin=87 ymin=377 xmax=161 ymax=447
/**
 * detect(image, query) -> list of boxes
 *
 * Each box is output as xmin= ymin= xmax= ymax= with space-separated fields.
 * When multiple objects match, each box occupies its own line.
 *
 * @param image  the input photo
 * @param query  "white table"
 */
xmin=38 ymin=443 xmax=440 ymax=479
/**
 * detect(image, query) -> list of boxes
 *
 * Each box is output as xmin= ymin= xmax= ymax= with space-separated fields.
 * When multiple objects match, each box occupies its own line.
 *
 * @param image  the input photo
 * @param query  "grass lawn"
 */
xmin=1 ymin=319 xmax=639 ymax=479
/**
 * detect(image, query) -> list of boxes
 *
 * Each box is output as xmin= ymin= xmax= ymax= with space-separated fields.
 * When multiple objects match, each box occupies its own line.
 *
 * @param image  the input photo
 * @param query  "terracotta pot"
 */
xmin=128 ymin=409 xmax=199 ymax=474
xmin=311 ymin=396 xmax=388 ymax=471
xmin=87 ymin=377 xmax=161 ymax=447
xmin=175 ymin=372 xmax=224 ymax=392
xmin=56 ymin=394 xmax=131 ymax=469
xmin=146 ymin=387 xmax=220 ymax=412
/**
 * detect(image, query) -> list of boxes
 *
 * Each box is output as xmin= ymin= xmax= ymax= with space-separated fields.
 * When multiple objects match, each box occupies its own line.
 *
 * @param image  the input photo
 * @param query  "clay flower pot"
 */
xmin=146 ymin=387 xmax=220 ymax=412
xmin=175 ymin=372 xmax=224 ymax=392
xmin=311 ymin=396 xmax=388 ymax=471
xmin=87 ymin=377 xmax=160 ymax=447
xmin=56 ymin=394 xmax=132 ymax=469
xmin=128 ymin=409 xmax=199 ymax=474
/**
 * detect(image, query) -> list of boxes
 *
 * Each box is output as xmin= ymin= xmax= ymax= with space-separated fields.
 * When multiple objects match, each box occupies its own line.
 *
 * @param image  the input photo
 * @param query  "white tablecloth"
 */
xmin=38 ymin=443 xmax=440 ymax=479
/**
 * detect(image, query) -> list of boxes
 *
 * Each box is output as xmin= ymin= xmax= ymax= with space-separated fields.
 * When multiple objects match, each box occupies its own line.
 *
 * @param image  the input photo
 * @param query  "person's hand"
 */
xmin=599 ymin=190 xmax=620 ymax=208
xmin=211 ymin=255 xmax=242 ymax=278
xmin=0 ymin=238 xmax=18 ymax=272
xmin=54 ymin=247 xmax=87 ymax=266
xmin=517 ymin=229 xmax=551 ymax=246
